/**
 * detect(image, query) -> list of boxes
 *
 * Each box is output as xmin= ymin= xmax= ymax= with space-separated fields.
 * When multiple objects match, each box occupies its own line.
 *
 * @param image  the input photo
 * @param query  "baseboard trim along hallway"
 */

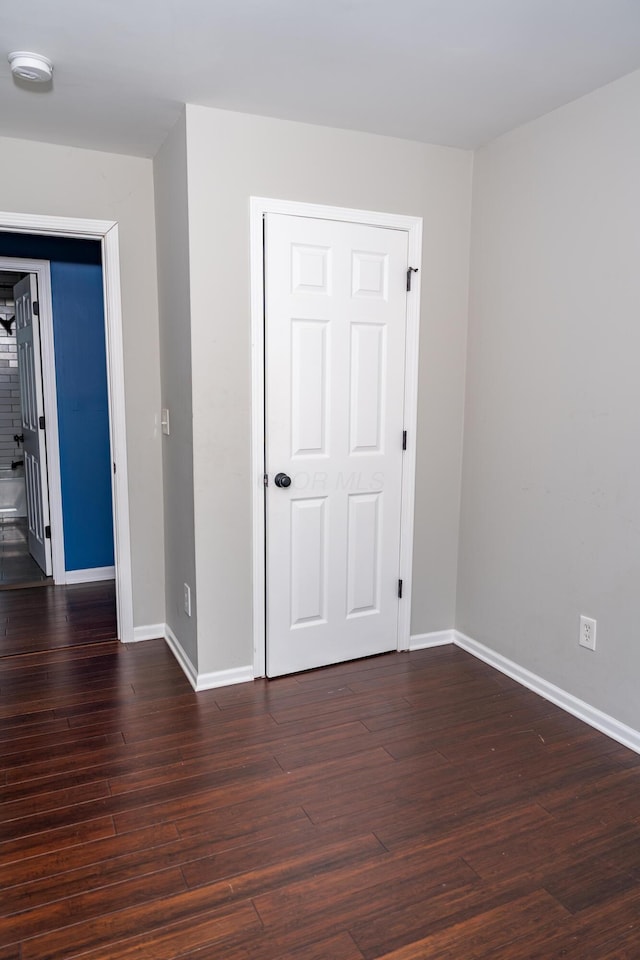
xmin=64 ymin=565 xmax=116 ymax=584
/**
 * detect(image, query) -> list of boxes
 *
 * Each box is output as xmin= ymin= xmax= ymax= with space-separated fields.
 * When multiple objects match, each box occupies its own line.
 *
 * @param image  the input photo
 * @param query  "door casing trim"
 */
xmin=249 ymin=197 xmax=423 ymax=678
xmin=0 ymin=212 xmax=133 ymax=642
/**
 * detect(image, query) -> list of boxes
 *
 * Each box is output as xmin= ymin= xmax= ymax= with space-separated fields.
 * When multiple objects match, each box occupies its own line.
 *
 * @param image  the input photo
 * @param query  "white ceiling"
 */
xmin=2 ymin=0 xmax=640 ymax=158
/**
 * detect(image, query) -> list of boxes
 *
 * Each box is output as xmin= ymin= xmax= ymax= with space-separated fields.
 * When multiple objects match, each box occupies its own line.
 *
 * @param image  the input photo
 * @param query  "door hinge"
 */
xmin=33 ymin=301 xmax=39 ymax=316
xmin=45 ymin=525 xmax=51 ymax=539
xmin=406 ymin=267 xmax=419 ymax=292
xmin=113 ymin=462 xmax=117 ymax=475
xmin=402 ymin=430 xmax=407 ymax=451
xmin=398 ymin=579 xmax=403 ymax=599
xmin=38 ymin=415 xmax=45 ymax=430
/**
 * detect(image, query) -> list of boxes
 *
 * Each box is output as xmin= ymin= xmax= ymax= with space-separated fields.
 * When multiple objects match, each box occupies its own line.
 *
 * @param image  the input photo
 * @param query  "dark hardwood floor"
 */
xmin=1 ymin=611 xmax=640 ymax=958
xmin=0 ymin=581 xmax=117 ymax=657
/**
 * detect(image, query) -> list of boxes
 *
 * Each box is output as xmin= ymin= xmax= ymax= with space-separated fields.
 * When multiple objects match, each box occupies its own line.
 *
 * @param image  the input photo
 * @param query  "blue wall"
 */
xmin=0 ymin=234 xmax=113 ymax=571
xmin=50 ymin=262 xmax=113 ymax=570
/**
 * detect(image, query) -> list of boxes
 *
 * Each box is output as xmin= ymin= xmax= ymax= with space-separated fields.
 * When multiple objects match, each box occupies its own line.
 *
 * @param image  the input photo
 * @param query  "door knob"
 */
xmin=274 ymin=472 xmax=292 ymax=488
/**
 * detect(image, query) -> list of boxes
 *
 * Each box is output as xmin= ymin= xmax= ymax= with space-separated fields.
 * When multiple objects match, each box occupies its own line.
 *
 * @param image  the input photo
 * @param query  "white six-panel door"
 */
xmin=14 ymin=274 xmax=52 ymax=576
xmin=265 ymin=214 xmax=409 ymax=677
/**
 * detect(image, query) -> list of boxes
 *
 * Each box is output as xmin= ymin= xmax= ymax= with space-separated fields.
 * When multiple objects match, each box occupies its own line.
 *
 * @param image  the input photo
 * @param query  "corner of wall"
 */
xmin=452 ymin=146 xmax=476 ymax=632
xmin=153 ymin=108 xmax=198 ymax=669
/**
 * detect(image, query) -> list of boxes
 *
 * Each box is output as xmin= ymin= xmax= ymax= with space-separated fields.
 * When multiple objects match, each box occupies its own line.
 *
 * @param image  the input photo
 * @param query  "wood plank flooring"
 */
xmin=0 ymin=581 xmax=117 ymax=657
xmin=1 ymin=625 xmax=640 ymax=958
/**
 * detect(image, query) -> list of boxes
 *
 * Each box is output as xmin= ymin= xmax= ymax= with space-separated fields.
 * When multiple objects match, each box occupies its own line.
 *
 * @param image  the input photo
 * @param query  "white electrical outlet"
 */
xmin=183 ymin=583 xmax=192 ymax=617
xmin=579 ymin=615 xmax=596 ymax=651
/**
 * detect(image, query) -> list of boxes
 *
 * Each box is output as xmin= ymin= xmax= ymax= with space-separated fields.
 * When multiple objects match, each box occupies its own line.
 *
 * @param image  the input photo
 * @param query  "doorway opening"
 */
xmin=0 ymin=210 xmax=133 ymax=644
xmin=0 ymin=249 xmax=114 ymax=594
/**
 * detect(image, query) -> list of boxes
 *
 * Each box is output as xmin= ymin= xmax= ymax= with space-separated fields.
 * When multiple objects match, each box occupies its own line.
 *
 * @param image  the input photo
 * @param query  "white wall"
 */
xmin=458 ymin=70 xmax=640 ymax=728
xmin=153 ymin=111 xmax=197 ymax=664
xmin=184 ymin=105 xmax=473 ymax=675
xmin=0 ymin=135 xmax=164 ymax=628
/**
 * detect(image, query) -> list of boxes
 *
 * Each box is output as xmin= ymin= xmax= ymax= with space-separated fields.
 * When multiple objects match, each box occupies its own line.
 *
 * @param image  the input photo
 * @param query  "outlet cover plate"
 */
xmin=579 ymin=615 xmax=596 ymax=651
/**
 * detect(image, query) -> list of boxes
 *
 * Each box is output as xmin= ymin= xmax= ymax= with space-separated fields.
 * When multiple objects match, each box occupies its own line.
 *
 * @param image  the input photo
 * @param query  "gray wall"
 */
xmin=0 ymin=135 xmax=164 ymax=628
xmin=184 ymin=106 xmax=473 ymax=675
xmin=458 ymin=69 xmax=640 ymax=729
xmin=153 ymin=111 xmax=198 ymax=665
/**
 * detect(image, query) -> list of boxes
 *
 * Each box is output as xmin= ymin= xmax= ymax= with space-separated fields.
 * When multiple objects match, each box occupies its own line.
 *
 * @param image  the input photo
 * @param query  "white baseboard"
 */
xmin=194 ymin=664 xmax=255 ymax=692
xmin=164 ymin=624 xmax=199 ymax=691
xmin=163 ymin=624 xmax=254 ymax=692
xmin=130 ymin=623 xmax=165 ymax=643
xmin=410 ymin=630 xmax=455 ymax=650
xmin=127 ymin=616 xmax=640 ymax=753
xmin=454 ymin=630 xmax=640 ymax=755
xmin=64 ymin=565 xmax=115 ymax=584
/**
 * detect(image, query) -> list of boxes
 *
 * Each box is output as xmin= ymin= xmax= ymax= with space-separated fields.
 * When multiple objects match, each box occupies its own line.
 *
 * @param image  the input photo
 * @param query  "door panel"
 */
xmin=265 ymin=214 xmax=408 ymax=677
xmin=291 ymin=319 xmax=328 ymax=456
xmin=290 ymin=497 xmax=328 ymax=627
xmin=350 ymin=322 xmax=386 ymax=452
xmin=14 ymin=274 xmax=52 ymax=576
xmin=346 ymin=492 xmax=381 ymax=617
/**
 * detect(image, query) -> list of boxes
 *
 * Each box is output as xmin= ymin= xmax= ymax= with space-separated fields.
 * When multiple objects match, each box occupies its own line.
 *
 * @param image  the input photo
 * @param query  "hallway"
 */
xmin=0 ymin=579 xmax=117 ymax=657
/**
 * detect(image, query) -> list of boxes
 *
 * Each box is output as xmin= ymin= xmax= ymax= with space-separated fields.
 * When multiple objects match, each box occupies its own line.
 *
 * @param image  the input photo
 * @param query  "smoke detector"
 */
xmin=8 ymin=51 xmax=53 ymax=83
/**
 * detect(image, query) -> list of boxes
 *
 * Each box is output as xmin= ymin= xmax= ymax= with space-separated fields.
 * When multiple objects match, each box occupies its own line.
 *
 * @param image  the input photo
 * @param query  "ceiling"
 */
xmin=2 ymin=0 xmax=640 ymax=159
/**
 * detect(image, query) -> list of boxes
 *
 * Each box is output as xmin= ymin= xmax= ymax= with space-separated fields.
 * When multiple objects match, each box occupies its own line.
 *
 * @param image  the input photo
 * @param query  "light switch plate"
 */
xmin=161 ymin=408 xmax=170 ymax=436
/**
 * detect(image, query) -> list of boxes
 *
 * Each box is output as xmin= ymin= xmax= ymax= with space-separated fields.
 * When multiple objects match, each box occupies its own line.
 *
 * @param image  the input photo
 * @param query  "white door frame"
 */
xmin=1 ymin=258 xmax=65 ymax=582
xmin=0 ymin=211 xmax=133 ymax=643
xmin=249 ymin=197 xmax=423 ymax=678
